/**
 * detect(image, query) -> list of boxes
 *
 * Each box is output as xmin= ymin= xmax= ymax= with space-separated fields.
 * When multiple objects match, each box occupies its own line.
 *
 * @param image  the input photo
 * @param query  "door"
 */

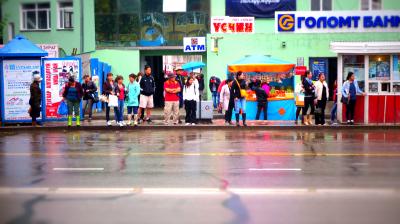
xmin=144 ymin=56 xmax=165 ymax=107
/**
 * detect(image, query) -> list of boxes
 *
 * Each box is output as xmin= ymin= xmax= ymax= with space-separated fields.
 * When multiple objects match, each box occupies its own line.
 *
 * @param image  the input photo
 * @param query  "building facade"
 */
xmin=2 ymin=0 xmax=400 ymax=123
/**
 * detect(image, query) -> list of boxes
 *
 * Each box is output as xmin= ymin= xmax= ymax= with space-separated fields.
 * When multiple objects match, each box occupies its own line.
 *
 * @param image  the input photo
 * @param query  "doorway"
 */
xmin=144 ymin=56 xmax=165 ymax=108
xmin=309 ymin=57 xmax=338 ymax=101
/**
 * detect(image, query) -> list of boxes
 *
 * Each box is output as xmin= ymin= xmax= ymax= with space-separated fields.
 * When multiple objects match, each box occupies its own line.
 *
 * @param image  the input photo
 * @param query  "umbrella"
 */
xmin=182 ymin=61 xmax=206 ymax=71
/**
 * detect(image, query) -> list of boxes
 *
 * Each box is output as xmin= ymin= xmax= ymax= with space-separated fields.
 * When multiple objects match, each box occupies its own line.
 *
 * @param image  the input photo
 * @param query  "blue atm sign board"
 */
xmin=183 ymin=37 xmax=206 ymax=53
xmin=275 ymin=11 xmax=400 ymax=33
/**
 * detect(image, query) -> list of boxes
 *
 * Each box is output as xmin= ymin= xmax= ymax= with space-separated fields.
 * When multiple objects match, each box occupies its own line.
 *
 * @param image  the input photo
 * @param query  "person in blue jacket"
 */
xmin=341 ymin=71 xmax=365 ymax=125
xmin=126 ymin=73 xmax=141 ymax=126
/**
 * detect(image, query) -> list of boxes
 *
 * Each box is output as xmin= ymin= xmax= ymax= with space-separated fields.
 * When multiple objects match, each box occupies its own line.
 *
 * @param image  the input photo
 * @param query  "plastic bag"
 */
xmin=57 ymin=101 xmax=68 ymax=116
xmin=108 ymin=95 xmax=118 ymax=107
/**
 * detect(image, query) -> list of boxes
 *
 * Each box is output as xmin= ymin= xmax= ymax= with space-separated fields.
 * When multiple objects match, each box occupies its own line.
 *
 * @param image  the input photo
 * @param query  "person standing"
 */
xmin=164 ymin=73 xmax=181 ymax=125
xmin=294 ymin=75 xmax=305 ymax=124
xmin=138 ymin=65 xmax=155 ymax=124
xmin=183 ymin=76 xmax=198 ymax=125
xmin=220 ymin=78 xmax=234 ymax=125
xmin=330 ymin=80 xmax=338 ymax=125
xmin=314 ymin=73 xmax=329 ymax=125
xmin=341 ymin=72 xmax=365 ymax=125
xmin=209 ymin=76 xmax=221 ymax=109
xmin=81 ymin=74 xmax=97 ymax=122
xmin=197 ymin=74 xmax=205 ymax=100
xmin=114 ymin=75 xmax=126 ymax=126
xmin=126 ymin=73 xmax=141 ymax=126
xmin=302 ymin=70 xmax=316 ymax=125
xmin=103 ymin=73 xmax=118 ymax=126
xmin=255 ymin=80 xmax=268 ymax=120
xmin=29 ymin=72 xmax=42 ymax=127
xmin=232 ymin=71 xmax=248 ymax=126
xmin=63 ymin=75 xmax=84 ymax=127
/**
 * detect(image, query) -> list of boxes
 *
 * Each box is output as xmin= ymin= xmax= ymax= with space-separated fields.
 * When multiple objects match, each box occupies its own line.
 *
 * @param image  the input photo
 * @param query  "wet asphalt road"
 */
xmin=0 ymin=129 xmax=400 ymax=224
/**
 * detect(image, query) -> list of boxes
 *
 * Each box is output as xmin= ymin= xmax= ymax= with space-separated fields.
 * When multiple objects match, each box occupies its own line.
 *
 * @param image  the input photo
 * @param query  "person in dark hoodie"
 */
xmin=29 ymin=71 xmax=42 ymax=126
xmin=209 ymin=76 xmax=221 ymax=109
xmin=255 ymin=80 xmax=268 ymax=120
xmin=231 ymin=71 xmax=248 ymax=126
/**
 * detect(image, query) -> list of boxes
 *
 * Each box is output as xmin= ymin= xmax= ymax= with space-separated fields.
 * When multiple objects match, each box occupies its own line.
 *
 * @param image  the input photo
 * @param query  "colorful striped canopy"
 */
xmin=228 ymin=55 xmax=295 ymax=73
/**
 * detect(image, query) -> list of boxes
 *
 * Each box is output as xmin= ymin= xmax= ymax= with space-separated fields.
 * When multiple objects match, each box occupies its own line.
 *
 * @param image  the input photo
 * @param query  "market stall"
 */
xmin=227 ymin=55 xmax=296 ymax=120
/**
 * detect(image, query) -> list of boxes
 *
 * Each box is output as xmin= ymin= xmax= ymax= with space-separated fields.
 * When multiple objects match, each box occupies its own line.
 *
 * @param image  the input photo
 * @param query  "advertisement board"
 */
xmin=43 ymin=58 xmax=81 ymax=119
xmin=211 ymin=17 xmax=255 ymax=34
xmin=37 ymin=44 xmax=59 ymax=58
xmin=183 ymin=37 xmax=206 ymax=52
xmin=2 ymin=60 xmax=41 ymax=121
xmin=276 ymin=11 xmax=400 ymax=33
xmin=226 ymin=0 xmax=296 ymax=18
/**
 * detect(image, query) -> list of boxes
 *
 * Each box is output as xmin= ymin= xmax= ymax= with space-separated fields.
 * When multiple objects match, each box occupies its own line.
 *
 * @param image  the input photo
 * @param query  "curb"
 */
xmin=1 ymin=125 xmax=400 ymax=132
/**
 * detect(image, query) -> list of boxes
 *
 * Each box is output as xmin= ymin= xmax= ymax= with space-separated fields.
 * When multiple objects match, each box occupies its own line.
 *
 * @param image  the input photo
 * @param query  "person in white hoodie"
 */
xmin=183 ymin=76 xmax=198 ymax=125
xmin=219 ymin=78 xmax=234 ymax=125
xmin=314 ymin=73 xmax=329 ymax=125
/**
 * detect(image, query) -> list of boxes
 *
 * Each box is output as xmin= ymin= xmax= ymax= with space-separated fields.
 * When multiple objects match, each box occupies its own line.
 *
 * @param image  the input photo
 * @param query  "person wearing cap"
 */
xmin=29 ymin=71 xmax=42 ymax=126
xmin=163 ymin=73 xmax=181 ymax=125
xmin=62 ymin=74 xmax=84 ymax=127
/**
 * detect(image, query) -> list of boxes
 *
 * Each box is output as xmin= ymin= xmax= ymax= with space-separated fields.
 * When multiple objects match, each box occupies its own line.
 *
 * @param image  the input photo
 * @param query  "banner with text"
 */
xmin=211 ymin=17 xmax=255 ymax=34
xmin=2 ymin=60 xmax=41 ymax=121
xmin=43 ymin=58 xmax=81 ymax=119
xmin=227 ymin=0 xmax=296 ymax=18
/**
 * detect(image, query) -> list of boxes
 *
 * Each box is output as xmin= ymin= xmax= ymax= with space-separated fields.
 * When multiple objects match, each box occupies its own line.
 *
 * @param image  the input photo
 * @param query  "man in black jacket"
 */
xmin=209 ymin=76 xmax=221 ymax=109
xmin=138 ymin=65 xmax=155 ymax=123
xmin=82 ymin=74 xmax=97 ymax=122
xmin=255 ymin=80 xmax=268 ymax=120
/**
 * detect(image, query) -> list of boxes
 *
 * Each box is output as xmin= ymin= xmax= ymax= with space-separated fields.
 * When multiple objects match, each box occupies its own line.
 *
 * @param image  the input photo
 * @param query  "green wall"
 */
xmin=91 ymin=49 xmax=140 ymax=83
xmin=1 ymin=0 xmax=95 ymax=55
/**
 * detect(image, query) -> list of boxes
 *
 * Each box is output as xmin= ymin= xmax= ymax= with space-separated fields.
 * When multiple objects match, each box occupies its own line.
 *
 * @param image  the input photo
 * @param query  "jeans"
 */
xmin=234 ymin=98 xmax=246 ymax=114
xmin=330 ymin=102 xmax=337 ymax=122
xmin=184 ymin=100 xmax=197 ymax=123
xmin=105 ymin=102 xmax=118 ymax=122
xmin=256 ymin=101 xmax=268 ymax=120
xmin=82 ymin=99 xmax=93 ymax=119
xmin=212 ymin=91 xmax=218 ymax=108
xmin=346 ymin=99 xmax=356 ymax=121
xmin=66 ymin=100 xmax=80 ymax=116
xmin=117 ymin=100 xmax=124 ymax=122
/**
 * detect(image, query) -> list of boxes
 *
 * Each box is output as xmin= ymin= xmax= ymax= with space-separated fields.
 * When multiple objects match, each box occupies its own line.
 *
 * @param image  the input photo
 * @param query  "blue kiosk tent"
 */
xmin=0 ymin=35 xmax=48 ymax=125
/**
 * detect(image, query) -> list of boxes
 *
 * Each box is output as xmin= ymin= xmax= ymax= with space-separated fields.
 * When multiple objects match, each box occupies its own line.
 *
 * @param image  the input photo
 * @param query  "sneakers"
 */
xmin=118 ymin=121 xmax=125 ymax=127
xmin=133 ymin=121 xmax=138 ymax=126
xmin=347 ymin=120 xmax=351 ymax=125
xmin=107 ymin=121 xmax=112 ymax=126
xmin=224 ymin=121 xmax=230 ymax=126
xmin=191 ymin=123 xmax=196 ymax=126
xmin=185 ymin=123 xmax=191 ymax=126
xmin=146 ymin=118 xmax=152 ymax=124
xmin=350 ymin=120 xmax=354 ymax=125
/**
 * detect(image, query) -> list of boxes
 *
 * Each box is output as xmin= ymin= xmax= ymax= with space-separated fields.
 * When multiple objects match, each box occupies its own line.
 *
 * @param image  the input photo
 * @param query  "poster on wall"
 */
xmin=310 ymin=58 xmax=328 ymax=81
xmin=2 ymin=60 xmax=41 ymax=121
xmin=226 ymin=0 xmax=296 ymax=18
xmin=393 ymin=55 xmax=399 ymax=80
xmin=43 ymin=58 xmax=81 ymax=119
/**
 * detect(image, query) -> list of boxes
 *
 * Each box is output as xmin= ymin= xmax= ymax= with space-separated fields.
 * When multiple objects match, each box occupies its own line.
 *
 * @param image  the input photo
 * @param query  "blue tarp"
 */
xmin=0 ymin=35 xmax=48 ymax=57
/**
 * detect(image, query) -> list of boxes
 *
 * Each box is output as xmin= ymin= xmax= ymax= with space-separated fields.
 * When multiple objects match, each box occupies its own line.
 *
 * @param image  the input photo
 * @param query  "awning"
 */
xmin=330 ymin=41 xmax=400 ymax=54
xmin=227 ymin=55 xmax=295 ymax=73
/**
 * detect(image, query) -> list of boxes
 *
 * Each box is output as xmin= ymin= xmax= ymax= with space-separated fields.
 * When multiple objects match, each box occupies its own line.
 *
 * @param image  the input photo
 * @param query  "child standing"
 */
xmin=126 ymin=73 xmax=141 ymax=126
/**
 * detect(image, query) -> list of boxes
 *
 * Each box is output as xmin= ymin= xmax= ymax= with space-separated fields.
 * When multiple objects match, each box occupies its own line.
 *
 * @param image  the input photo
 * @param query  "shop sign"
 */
xmin=43 ymin=58 xmax=81 ymax=119
xmin=37 ymin=44 xmax=59 ymax=58
xmin=211 ymin=17 xmax=255 ymax=34
xmin=275 ymin=11 xmax=400 ymax=33
xmin=183 ymin=37 xmax=206 ymax=52
xmin=226 ymin=0 xmax=296 ymax=18
xmin=2 ymin=60 xmax=41 ymax=121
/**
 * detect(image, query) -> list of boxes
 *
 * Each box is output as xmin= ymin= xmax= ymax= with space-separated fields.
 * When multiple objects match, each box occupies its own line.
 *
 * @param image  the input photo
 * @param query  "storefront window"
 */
xmin=393 ymin=55 xmax=400 ymax=80
xmin=95 ymin=0 xmax=210 ymax=47
xmin=369 ymin=82 xmax=378 ymax=93
xmin=369 ymin=55 xmax=390 ymax=81
xmin=393 ymin=82 xmax=400 ymax=93
xmin=343 ymin=55 xmax=365 ymax=91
